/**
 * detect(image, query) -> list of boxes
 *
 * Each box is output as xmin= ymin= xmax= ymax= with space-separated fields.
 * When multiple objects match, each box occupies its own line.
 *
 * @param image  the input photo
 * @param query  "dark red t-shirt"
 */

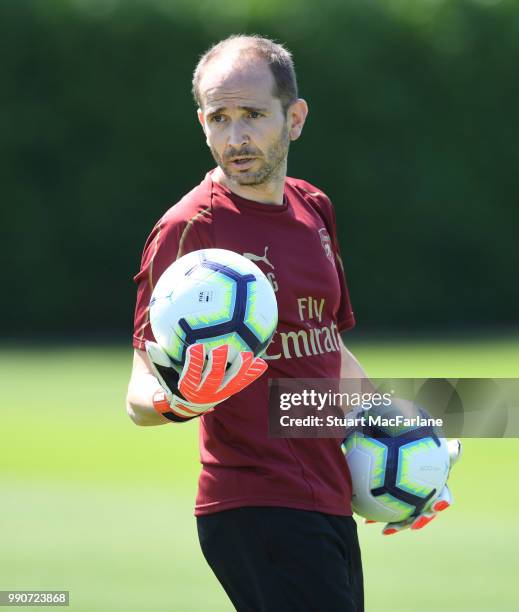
xmin=133 ymin=170 xmax=356 ymax=516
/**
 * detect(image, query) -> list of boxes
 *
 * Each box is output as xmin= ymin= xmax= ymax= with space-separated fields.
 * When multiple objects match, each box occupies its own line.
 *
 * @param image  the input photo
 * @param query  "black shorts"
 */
xmin=197 ymin=506 xmax=364 ymax=612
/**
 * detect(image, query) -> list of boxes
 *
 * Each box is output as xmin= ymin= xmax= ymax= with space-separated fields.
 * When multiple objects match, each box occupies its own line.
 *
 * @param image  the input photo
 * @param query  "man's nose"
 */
xmin=227 ymin=120 xmax=249 ymax=148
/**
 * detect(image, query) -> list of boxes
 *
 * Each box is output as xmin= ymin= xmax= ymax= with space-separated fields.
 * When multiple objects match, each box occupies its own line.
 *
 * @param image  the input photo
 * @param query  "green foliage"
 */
xmin=2 ymin=0 xmax=518 ymax=335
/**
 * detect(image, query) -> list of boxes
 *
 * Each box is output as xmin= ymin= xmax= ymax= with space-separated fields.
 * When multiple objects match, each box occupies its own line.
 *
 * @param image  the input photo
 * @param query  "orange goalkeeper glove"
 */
xmin=146 ymin=341 xmax=268 ymax=421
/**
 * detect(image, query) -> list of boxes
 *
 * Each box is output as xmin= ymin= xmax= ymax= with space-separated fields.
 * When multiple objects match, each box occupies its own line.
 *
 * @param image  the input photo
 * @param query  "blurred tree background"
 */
xmin=2 ymin=0 xmax=518 ymax=338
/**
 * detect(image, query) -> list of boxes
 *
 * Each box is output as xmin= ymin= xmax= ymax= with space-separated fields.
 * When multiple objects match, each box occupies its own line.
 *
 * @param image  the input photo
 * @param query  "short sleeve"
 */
xmin=334 ymin=240 xmax=356 ymax=333
xmin=319 ymin=196 xmax=356 ymax=333
xmin=132 ymin=206 xmax=213 ymax=350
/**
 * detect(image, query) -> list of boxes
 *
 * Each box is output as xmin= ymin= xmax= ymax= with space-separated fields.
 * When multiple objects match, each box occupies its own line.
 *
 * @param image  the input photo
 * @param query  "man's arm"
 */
xmin=126 ymin=349 xmax=171 ymax=426
xmin=340 ymin=339 xmax=369 ymax=379
xmin=127 ymin=334 xmax=366 ymax=426
xmin=127 ymin=343 xmax=268 ymax=426
xmin=339 ymin=339 xmax=378 ymax=402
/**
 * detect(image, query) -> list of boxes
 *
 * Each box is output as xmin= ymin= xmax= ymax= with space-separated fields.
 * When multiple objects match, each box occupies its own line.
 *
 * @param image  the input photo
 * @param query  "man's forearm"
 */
xmin=339 ymin=338 xmax=381 ymax=406
xmin=340 ymin=340 xmax=369 ymax=379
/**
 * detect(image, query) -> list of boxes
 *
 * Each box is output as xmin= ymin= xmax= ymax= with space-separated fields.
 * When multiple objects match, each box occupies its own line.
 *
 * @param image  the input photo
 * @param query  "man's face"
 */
xmin=197 ymin=59 xmax=290 ymax=187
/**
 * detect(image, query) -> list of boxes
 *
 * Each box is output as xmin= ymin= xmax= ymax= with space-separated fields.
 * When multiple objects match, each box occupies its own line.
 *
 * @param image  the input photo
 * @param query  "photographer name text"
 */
xmin=279 ymin=414 xmax=444 ymax=428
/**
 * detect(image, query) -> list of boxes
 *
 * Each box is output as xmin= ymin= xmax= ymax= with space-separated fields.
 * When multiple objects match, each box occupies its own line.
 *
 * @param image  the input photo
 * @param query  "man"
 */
xmin=126 ymin=35 xmax=456 ymax=612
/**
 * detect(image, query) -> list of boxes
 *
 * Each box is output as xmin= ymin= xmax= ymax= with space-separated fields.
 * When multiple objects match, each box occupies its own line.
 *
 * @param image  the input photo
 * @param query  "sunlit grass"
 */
xmin=1 ymin=339 xmax=518 ymax=611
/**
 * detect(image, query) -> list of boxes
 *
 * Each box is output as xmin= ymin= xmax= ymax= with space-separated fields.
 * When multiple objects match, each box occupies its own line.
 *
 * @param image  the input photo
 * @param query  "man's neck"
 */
xmin=212 ymin=166 xmax=286 ymax=206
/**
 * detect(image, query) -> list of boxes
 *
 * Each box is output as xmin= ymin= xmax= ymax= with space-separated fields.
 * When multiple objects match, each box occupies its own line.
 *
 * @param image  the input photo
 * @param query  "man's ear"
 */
xmin=197 ymin=108 xmax=205 ymax=131
xmin=197 ymin=108 xmax=210 ymax=147
xmin=287 ymin=98 xmax=309 ymax=141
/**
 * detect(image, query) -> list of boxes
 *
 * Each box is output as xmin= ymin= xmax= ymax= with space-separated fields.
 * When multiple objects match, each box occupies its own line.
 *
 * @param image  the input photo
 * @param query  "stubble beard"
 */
xmin=212 ymin=122 xmax=290 ymax=187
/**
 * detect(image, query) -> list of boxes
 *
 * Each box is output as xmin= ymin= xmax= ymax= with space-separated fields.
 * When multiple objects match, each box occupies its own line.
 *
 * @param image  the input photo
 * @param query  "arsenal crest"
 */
xmin=318 ymin=227 xmax=333 ymax=261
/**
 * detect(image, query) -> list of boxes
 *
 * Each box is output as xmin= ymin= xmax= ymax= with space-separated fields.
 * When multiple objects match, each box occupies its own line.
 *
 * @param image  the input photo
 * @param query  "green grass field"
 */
xmin=1 ymin=338 xmax=519 ymax=611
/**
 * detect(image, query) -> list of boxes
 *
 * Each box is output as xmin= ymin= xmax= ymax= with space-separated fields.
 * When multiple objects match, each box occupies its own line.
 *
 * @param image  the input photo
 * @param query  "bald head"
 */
xmin=192 ymin=35 xmax=298 ymax=113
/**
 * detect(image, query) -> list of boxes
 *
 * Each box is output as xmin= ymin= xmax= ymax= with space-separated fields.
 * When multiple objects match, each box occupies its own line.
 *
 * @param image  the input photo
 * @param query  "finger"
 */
xmin=145 ymin=340 xmax=172 ymax=368
xmin=179 ymin=344 xmax=206 ymax=396
xmin=382 ymin=518 xmax=413 ymax=536
xmin=431 ymin=485 xmax=453 ymax=513
xmin=410 ymin=511 xmax=437 ymax=530
xmin=219 ymin=351 xmax=254 ymax=397
xmin=218 ymin=354 xmax=267 ymax=400
xmin=199 ymin=345 xmax=229 ymax=393
xmin=146 ymin=341 xmax=180 ymax=393
xmin=236 ymin=356 xmax=268 ymax=390
xmin=447 ymin=439 xmax=462 ymax=467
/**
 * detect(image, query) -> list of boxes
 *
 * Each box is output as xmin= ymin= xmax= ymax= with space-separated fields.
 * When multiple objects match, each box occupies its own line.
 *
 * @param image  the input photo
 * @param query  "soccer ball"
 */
xmin=149 ymin=248 xmax=278 ymax=370
xmin=342 ymin=401 xmax=450 ymax=523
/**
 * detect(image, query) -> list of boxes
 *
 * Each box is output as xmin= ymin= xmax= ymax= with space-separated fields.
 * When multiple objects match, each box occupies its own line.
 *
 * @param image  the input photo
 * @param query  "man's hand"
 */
xmin=146 ymin=341 xmax=268 ymax=421
xmin=365 ymin=439 xmax=462 ymax=535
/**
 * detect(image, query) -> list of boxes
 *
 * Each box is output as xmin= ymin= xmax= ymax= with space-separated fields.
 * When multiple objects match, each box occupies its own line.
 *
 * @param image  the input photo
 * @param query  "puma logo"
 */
xmin=243 ymin=246 xmax=275 ymax=270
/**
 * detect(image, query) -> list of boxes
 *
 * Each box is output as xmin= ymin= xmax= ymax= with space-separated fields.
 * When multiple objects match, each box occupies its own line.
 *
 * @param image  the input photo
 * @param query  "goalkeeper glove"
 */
xmin=146 ymin=341 xmax=268 ymax=422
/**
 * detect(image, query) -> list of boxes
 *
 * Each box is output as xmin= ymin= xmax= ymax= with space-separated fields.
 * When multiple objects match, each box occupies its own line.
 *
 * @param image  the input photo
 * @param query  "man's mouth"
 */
xmin=228 ymin=157 xmax=257 ymax=169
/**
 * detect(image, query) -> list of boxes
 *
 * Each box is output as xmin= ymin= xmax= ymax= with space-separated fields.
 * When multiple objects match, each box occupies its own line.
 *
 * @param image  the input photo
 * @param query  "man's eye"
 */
xmin=247 ymin=111 xmax=262 ymax=119
xmin=211 ymin=114 xmax=225 ymax=123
